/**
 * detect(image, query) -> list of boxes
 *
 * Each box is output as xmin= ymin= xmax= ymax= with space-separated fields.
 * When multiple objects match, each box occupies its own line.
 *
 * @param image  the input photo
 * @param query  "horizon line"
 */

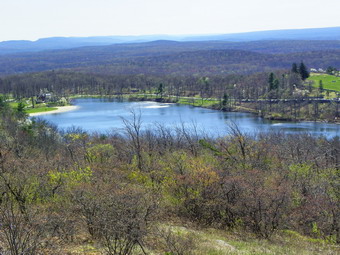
xmin=1 ymin=26 xmax=339 ymax=43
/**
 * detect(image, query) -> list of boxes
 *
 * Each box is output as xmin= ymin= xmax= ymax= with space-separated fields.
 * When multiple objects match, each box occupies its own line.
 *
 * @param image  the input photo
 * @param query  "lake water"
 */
xmin=33 ymin=98 xmax=340 ymax=138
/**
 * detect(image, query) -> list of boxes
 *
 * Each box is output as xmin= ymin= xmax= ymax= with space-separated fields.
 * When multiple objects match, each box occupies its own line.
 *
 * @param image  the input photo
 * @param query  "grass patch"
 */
xmin=308 ymin=73 xmax=340 ymax=92
xmin=53 ymin=225 xmax=340 ymax=255
xmin=8 ymin=102 xmax=20 ymax=108
xmin=8 ymin=99 xmax=58 ymax=114
xmin=144 ymin=224 xmax=339 ymax=255
xmin=177 ymin=98 xmax=219 ymax=107
xmin=26 ymin=107 xmax=58 ymax=114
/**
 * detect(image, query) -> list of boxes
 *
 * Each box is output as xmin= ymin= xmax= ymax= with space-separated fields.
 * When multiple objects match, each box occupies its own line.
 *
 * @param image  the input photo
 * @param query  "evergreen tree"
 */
xmin=319 ymin=80 xmax=323 ymax=92
xmin=157 ymin=83 xmax=164 ymax=99
xmin=17 ymin=101 xmax=26 ymax=113
xmin=16 ymin=101 xmax=27 ymax=118
xmin=299 ymin=62 xmax=310 ymax=80
xmin=0 ymin=96 xmax=10 ymax=112
xmin=326 ymin=66 xmax=337 ymax=75
xmin=273 ymin=79 xmax=280 ymax=90
xmin=291 ymin=63 xmax=298 ymax=73
xmin=222 ymin=93 xmax=229 ymax=107
xmin=268 ymin=73 xmax=275 ymax=91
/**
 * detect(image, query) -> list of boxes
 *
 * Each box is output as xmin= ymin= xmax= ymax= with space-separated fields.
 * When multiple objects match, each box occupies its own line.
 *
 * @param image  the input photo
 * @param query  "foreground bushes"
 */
xmin=0 ymin=108 xmax=339 ymax=254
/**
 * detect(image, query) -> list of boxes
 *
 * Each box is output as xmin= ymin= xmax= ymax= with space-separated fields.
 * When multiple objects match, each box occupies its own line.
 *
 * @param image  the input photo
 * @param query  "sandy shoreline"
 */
xmin=29 ymin=105 xmax=79 ymax=116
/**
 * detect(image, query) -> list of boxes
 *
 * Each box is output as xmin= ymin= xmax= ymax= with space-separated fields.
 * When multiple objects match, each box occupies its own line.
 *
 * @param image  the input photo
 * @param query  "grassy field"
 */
xmin=25 ymin=107 xmax=58 ymax=114
xmin=177 ymin=97 xmax=219 ymax=107
xmin=308 ymin=73 xmax=340 ymax=92
xmin=9 ymin=101 xmax=58 ymax=114
xmin=8 ymin=98 xmax=64 ymax=114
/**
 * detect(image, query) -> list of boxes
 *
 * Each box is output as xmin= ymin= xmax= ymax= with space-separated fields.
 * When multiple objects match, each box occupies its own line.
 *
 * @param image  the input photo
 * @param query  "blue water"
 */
xmin=33 ymin=98 xmax=340 ymax=138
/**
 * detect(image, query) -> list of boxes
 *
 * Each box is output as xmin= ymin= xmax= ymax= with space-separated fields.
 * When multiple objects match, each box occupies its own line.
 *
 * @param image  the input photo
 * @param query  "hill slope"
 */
xmin=0 ymin=40 xmax=339 ymax=76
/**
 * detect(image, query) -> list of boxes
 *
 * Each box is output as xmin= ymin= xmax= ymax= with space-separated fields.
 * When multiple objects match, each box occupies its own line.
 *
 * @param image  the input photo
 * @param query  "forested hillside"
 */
xmin=0 ymin=40 xmax=340 ymax=75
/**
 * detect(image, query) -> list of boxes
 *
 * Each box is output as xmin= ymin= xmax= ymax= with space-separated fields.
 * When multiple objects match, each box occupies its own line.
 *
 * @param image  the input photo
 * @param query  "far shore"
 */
xmin=29 ymin=105 xmax=79 ymax=116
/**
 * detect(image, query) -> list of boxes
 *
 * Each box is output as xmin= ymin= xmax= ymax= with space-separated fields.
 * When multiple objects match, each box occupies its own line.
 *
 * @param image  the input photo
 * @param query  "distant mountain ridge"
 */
xmin=0 ymin=27 xmax=339 ymax=55
xmin=183 ymin=27 xmax=340 ymax=41
xmin=0 ymin=39 xmax=339 ymax=76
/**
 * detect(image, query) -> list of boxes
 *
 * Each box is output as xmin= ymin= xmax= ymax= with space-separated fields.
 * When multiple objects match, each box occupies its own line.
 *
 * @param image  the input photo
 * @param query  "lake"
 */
xmin=33 ymin=98 xmax=340 ymax=138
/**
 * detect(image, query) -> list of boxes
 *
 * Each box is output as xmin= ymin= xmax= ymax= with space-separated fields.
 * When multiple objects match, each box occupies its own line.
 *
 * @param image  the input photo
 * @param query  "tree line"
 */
xmin=1 ymin=66 xmax=338 ymax=122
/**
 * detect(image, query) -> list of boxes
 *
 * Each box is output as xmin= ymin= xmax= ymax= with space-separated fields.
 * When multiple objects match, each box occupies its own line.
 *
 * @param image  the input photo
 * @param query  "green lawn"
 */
xmin=308 ymin=73 xmax=340 ymax=92
xmin=8 ymin=102 xmax=20 ymax=108
xmin=26 ymin=107 xmax=58 ymax=114
xmin=177 ymin=97 xmax=219 ymax=107
xmin=8 ymin=101 xmax=58 ymax=114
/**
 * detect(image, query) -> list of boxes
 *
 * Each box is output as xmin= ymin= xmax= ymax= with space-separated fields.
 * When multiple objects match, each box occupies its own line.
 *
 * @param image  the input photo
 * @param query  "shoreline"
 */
xmin=40 ymin=95 xmax=339 ymax=124
xmin=125 ymin=95 xmax=340 ymax=124
xmin=29 ymin=105 xmax=79 ymax=116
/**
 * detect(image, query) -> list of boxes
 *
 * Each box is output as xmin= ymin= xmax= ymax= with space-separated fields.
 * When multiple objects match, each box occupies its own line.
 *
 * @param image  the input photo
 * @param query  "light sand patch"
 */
xmin=29 ymin=105 xmax=79 ymax=116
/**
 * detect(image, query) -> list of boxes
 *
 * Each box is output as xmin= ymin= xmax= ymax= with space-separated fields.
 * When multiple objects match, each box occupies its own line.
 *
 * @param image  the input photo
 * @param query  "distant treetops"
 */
xmin=326 ymin=66 xmax=338 ymax=75
xmin=291 ymin=62 xmax=310 ymax=81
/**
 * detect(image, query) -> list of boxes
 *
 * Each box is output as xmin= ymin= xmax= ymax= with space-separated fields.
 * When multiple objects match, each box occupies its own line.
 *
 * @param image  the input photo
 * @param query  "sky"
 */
xmin=0 ymin=0 xmax=339 ymax=42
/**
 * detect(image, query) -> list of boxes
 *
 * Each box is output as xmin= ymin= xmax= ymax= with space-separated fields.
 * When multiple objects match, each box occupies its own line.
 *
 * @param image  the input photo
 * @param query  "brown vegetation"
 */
xmin=0 ymin=100 xmax=339 ymax=254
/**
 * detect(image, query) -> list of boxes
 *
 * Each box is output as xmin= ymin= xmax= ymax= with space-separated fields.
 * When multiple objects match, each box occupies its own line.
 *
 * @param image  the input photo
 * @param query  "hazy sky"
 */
xmin=0 ymin=0 xmax=339 ymax=41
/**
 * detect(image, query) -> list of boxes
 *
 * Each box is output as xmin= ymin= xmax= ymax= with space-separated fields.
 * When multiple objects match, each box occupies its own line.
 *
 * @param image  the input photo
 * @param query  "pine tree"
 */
xmin=17 ymin=101 xmax=26 ymax=113
xmin=326 ymin=66 xmax=337 ymax=75
xmin=291 ymin=63 xmax=298 ymax=73
xmin=299 ymin=62 xmax=310 ymax=81
xmin=222 ymin=93 xmax=229 ymax=107
xmin=158 ymin=83 xmax=164 ymax=98
xmin=268 ymin=73 xmax=275 ymax=91
xmin=273 ymin=79 xmax=280 ymax=90
xmin=319 ymin=80 xmax=323 ymax=92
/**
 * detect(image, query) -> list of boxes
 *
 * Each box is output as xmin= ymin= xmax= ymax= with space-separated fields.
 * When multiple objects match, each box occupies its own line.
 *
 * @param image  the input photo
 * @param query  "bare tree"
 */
xmin=121 ymin=110 xmax=144 ymax=171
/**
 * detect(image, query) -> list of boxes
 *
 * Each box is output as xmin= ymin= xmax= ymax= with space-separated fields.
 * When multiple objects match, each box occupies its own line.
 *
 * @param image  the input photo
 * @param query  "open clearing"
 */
xmin=309 ymin=73 xmax=340 ymax=91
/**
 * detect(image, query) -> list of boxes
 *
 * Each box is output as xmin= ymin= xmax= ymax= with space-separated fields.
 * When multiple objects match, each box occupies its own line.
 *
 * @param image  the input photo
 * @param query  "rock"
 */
xmin=215 ymin=239 xmax=236 ymax=251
